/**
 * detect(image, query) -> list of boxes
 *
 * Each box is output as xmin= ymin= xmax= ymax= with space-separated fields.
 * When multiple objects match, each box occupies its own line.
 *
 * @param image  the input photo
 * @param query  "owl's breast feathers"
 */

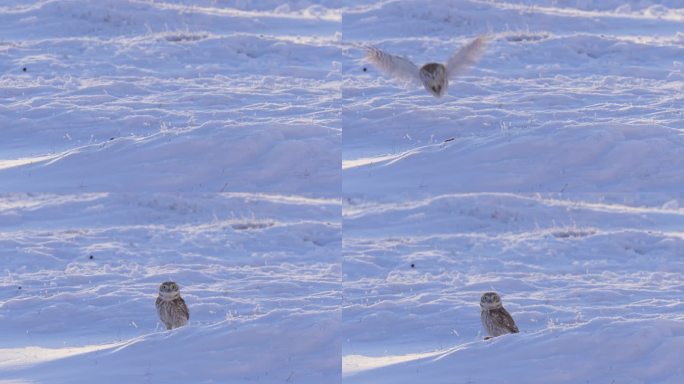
xmin=156 ymin=296 xmax=190 ymax=320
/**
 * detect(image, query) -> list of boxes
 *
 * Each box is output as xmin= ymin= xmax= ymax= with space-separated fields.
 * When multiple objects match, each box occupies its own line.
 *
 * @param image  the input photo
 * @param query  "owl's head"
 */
xmin=419 ymin=63 xmax=448 ymax=97
xmin=159 ymin=281 xmax=181 ymax=300
xmin=480 ymin=291 xmax=503 ymax=310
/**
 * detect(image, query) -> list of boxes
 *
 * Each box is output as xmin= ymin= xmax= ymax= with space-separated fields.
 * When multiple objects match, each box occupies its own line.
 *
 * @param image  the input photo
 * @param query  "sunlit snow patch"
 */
xmin=342 ymin=350 xmax=442 ymax=377
xmin=0 ymin=342 xmax=124 ymax=369
xmin=0 ymin=155 xmax=56 ymax=170
xmin=342 ymin=154 xmax=400 ymax=170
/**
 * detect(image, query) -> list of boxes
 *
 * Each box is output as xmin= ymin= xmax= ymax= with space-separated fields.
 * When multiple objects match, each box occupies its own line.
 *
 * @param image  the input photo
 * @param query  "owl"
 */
xmin=480 ymin=291 xmax=518 ymax=339
xmin=364 ymin=35 xmax=488 ymax=98
xmin=156 ymin=281 xmax=189 ymax=330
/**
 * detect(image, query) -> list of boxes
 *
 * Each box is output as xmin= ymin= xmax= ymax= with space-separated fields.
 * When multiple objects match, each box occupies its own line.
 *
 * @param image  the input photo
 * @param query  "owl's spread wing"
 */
xmin=445 ymin=35 xmax=489 ymax=80
xmin=493 ymin=308 xmax=519 ymax=333
xmin=365 ymin=46 xmax=421 ymax=85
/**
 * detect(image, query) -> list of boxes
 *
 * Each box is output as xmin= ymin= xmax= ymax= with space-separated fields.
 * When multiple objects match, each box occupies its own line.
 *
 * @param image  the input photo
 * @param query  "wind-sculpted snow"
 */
xmin=342 ymin=0 xmax=684 ymax=196
xmin=0 ymin=0 xmax=342 ymax=194
xmin=0 ymin=193 xmax=341 ymax=383
xmin=3 ymin=0 xmax=684 ymax=382
xmin=342 ymin=193 xmax=684 ymax=382
xmin=345 ymin=318 xmax=684 ymax=383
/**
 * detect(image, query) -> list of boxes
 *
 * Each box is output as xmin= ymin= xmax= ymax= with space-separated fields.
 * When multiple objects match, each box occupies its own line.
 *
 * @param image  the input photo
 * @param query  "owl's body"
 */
xmin=418 ymin=63 xmax=448 ymax=97
xmin=480 ymin=292 xmax=518 ymax=338
xmin=365 ymin=36 xmax=488 ymax=98
xmin=156 ymin=281 xmax=189 ymax=330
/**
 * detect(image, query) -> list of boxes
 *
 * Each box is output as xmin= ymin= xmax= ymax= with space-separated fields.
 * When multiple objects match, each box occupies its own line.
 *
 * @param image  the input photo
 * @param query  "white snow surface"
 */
xmin=1 ymin=0 xmax=341 ymax=194
xmin=341 ymin=3 xmax=684 ymax=379
xmin=343 ymin=0 xmax=684 ymax=196
xmin=3 ymin=0 xmax=684 ymax=383
xmin=340 ymin=3 xmax=684 ymax=377
xmin=0 ymin=193 xmax=341 ymax=383
xmin=342 ymin=193 xmax=684 ymax=383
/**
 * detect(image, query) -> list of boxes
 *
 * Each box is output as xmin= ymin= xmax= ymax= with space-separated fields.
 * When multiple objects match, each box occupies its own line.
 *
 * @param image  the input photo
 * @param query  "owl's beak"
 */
xmin=429 ymin=84 xmax=445 ymax=98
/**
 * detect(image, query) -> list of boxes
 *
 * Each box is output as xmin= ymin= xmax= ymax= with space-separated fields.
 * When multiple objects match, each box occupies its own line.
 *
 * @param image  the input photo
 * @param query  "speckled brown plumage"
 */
xmin=156 ymin=281 xmax=189 ymax=330
xmin=480 ymin=291 xmax=518 ymax=338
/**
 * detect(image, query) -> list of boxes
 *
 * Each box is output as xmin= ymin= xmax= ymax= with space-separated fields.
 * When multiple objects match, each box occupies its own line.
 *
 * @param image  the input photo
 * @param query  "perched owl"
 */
xmin=480 ymin=291 xmax=518 ymax=339
xmin=156 ymin=281 xmax=189 ymax=330
xmin=365 ymin=35 xmax=488 ymax=97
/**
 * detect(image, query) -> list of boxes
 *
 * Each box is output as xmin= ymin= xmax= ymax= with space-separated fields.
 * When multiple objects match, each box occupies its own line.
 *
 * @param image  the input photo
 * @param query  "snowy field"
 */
xmin=3 ymin=0 xmax=684 ymax=383
xmin=342 ymin=193 xmax=684 ymax=383
xmin=342 ymin=0 xmax=684 ymax=196
xmin=1 ymin=0 xmax=341 ymax=194
xmin=0 ymin=193 xmax=341 ymax=383
xmin=341 ymin=1 xmax=684 ymax=382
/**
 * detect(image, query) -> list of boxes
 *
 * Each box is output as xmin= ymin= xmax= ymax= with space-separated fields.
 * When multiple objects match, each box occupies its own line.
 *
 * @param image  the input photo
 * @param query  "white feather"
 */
xmin=446 ymin=35 xmax=489 ymax=80
xmin=365 ymin=46 xmax=421 ymax=85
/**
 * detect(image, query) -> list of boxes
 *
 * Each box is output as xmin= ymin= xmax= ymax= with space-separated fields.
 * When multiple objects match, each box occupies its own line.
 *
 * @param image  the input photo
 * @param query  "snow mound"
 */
xmin=3 ymin=311 xmax=339 ymax=384
xmin=345 ymin=318 xmax=684 ymax=383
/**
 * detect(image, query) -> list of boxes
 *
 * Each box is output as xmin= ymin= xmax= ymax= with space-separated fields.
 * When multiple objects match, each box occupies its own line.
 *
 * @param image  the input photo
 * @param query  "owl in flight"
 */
xmin=365 ymin=35 xmax=488 ymax=98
